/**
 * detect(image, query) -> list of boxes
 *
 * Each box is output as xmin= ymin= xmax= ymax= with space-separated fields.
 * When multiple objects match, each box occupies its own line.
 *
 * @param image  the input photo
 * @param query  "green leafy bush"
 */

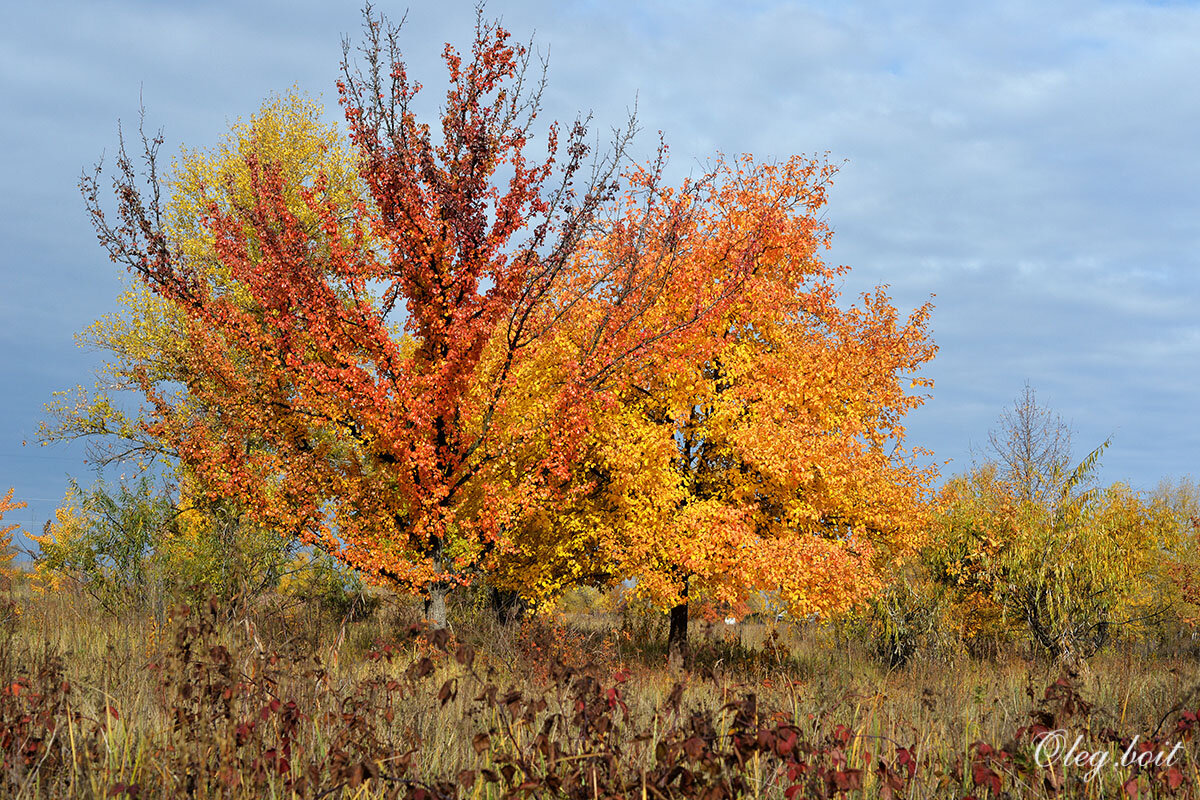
xmin=31 ymin=476 xmax=297 ymax=613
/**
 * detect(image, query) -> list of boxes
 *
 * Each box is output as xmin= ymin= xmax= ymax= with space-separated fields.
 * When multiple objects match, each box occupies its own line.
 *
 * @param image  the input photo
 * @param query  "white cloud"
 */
xmin=2 ymin=0 xmax=1198 ymax=504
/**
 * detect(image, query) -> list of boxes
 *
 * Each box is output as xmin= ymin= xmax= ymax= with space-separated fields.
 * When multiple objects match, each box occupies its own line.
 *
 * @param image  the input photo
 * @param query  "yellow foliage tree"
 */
xmin=487 ymin=156 xmax=938 ymax=661
xmin=1145 ymin=477 xmax=1200 ymax=629
xmin=930 ymin=447 xmax=1178 ymax=663
xmin=0 ymin=488 xmax=25 ymax=585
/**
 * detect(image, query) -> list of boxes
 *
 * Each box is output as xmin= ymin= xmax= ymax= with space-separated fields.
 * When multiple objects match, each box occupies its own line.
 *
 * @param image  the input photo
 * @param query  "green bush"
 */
xmin=31 ymin=476 xmax=297 ymax=613
xmin=862 ymin=564 xmax=949 ymax=667
xmin=32 ymin=477 xmax=172 ymax=611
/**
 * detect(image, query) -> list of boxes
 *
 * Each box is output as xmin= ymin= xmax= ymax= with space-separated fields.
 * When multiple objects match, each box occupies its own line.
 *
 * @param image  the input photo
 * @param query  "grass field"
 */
xmin=4 ymin=581 xmax=1200 ymax=798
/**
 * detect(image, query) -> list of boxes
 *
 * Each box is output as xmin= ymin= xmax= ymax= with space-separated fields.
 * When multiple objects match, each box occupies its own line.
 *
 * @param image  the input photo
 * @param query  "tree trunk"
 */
xmin=424 ymin=583 xmax=449 ymax=630
xmin=490 ymin=586 xmax=526 ymax=625
xmin=667 ymin=578 xmax=690 ymax=670
xmin=424 ymin=538 xmax=449 ymax=630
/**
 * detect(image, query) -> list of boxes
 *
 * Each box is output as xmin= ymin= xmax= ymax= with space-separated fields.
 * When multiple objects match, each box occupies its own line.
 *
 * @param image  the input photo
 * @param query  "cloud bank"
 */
xmin=2 ymin=0 xmax=1197 ymax=530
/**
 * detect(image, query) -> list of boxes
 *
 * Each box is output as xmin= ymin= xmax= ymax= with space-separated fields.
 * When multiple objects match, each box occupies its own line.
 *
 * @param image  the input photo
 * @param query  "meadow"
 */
xmin=4 ymin=577 xmax=1200 ymax=799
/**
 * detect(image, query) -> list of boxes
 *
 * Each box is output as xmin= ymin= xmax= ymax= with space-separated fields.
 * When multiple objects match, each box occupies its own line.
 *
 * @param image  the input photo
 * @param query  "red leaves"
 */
xmin=971 ymin=760 xmax=1002 ymax=795
xmin=1174 ymin=709 xmax=1198 ymax=738
xmin=345 ymin=760 xmax=378 ymax=788
xmin=604 ymin=685 xmax=624 ymax=710
xmin=775 ymin=728 xmax=798 ymax=757
xmin=832 ymin=768 xmax=863 ymax=792
xmin=965 ymin=740 xmax=1007 ymax=797
xmin=82 ymin=3 xmax=935 ymax=636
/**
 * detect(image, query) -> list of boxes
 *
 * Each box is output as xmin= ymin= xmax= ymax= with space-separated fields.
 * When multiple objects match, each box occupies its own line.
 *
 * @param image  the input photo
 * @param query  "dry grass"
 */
xmin=4 ymin=581 xmax=1200 ymax=798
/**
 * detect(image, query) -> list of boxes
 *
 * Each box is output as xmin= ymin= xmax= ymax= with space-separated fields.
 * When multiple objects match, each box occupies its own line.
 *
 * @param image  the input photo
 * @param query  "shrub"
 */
xmin=30 ymin=476 xmax=298 ymax=613
xmin=277 ymin=551 xmax=377 ymax=621
xmin=862 ymin=560 xmax=948 ymax=667
xmin=929 ymin=453 xmax=1179 ymax=664
xmin=155 ymin=486 xmax=297 ymax=608
xmin=29 ymin=477 xmax=171 ymax=610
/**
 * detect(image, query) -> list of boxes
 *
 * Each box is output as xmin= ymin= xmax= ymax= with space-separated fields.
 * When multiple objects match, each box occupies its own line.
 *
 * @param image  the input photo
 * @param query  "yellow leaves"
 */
xmin=26 ymin=487 xmax=90 ymax=593
xmin=168 ymin=89 xmax=360 ymax=263
xmin=81 ymin=286 xmax=180 ymax=370
xmin=0 ymin=488 xmax=26 ymax=580
xmin=27 ymin=493 xmax=85 ymax=553
xmin=75 ymin=19 xmax=940 ymax=619
xmin=931 ymin=458 xmax=1184 ymax=655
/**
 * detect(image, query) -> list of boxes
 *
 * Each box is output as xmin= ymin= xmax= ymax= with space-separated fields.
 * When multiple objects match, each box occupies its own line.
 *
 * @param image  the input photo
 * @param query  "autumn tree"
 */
xmin=486 ymin=157 xmax=937 ymax=663
xmin=641 ymin=281 xmax=935 ymax=665
xmin=82 ymin=10 xmax=818 ymax=628
xmin=43 ymin=91 xmax=357 ymax=602
xmin=0 ymin=488 xmax=24 ymax=586
xmin=932 ymin=438 xmax=1178 ymax=663
xmin=1148 ymin=477 xmax=1200 ymax=629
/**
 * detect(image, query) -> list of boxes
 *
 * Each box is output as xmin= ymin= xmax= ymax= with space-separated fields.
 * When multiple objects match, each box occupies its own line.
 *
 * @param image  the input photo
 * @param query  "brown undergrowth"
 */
xmin=4 ymin=586 xmax=1200 ymax=798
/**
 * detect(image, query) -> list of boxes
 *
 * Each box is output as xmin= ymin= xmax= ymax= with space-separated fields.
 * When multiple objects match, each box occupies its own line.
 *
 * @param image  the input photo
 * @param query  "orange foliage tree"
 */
xmin=80 ymin=10 xmax=838 ymax=627
xmin=643 ymin=278 xmax=935 ymax=662
xmin=489 ymin=158 xmax=936 ymax=660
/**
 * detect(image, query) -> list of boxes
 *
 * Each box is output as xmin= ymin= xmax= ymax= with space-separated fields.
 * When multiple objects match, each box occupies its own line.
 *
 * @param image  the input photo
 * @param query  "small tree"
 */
xmin=933 ymin=444 xmax=1175 ymax=664
xmin=0 ymin=488 xmax=25 ymax=588
xmin=987 ymin=381 xmax=1073 ymax=503
xmin=1148 ymin=477 xmax=1200 ymax=631
xmin=29 ymin=476 xmax=298 ymax=612
xmin=29 ymin=478 xmax=172 ymax=610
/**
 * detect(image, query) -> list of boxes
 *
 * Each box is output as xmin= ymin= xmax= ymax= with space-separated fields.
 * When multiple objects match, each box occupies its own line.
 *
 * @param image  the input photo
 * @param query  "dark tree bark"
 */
xmin=490 ymin=586 xmax=527 ymax=625
xmin=667 ymin=577 xmax=690 ymax=670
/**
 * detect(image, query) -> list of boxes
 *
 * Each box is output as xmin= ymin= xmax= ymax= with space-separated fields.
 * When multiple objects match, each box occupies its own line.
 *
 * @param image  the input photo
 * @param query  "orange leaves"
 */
xmin=564 ymin=154 xmax=841 ymax=393
xmin=530 ymin=150 xmax=938 ymax=621
xmin=82 ymin=8 xmax=937 ymax=626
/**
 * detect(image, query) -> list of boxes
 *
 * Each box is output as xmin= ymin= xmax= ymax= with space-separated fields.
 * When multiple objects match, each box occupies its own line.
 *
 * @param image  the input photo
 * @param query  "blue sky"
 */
xmin=2 ymin=0 xmax=1199 ymax=536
